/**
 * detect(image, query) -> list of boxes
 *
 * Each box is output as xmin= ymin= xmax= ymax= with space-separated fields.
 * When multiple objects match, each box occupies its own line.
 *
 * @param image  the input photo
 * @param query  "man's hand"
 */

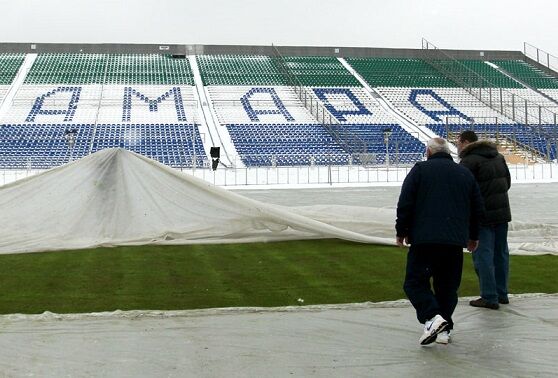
xmin=467 ymin=239 xmax=479 ymax=252
xmin=396 ymin=236 xmax=409 ymax=247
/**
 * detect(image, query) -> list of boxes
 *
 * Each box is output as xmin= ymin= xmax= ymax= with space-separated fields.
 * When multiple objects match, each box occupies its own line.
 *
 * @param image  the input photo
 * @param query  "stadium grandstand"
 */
xmin=1 ymin=41 xmax=558 ymax=376
xmin=1 ymin=41 xmax=557 ymax=186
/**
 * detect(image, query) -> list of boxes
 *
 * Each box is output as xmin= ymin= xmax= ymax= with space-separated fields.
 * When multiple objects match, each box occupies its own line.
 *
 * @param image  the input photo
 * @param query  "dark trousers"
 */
xmin=473 ymin=223 xmax=509 ymax=304
xmin=403 ymin=244 xmax=463 ymax=330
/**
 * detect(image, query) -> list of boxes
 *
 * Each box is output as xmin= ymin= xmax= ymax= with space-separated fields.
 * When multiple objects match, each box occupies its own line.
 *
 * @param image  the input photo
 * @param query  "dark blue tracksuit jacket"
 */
xmin=396 ymin=152 xmax=484 ymax=247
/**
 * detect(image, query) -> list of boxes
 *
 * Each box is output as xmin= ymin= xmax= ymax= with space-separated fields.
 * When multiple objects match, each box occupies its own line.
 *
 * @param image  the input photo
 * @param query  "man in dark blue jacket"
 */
xmin=396 ymin=138 xmax=484 ymax=345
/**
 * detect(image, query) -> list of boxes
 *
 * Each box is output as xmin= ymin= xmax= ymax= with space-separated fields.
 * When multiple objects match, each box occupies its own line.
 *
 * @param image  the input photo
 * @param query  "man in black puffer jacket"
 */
xmin=457 ymin=130 xmax=512 ymax=310
xmin=397 ymin=138 xmax=483 ymax=345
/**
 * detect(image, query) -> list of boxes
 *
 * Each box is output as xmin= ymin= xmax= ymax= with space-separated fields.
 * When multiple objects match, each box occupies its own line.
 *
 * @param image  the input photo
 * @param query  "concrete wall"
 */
xmin=203 ymin=44 xmax=524 ymax=60
xmin=0 ymin=43 xmax=200 ymax=55
xmin=0 ymin=42 xmax=524 ymax=60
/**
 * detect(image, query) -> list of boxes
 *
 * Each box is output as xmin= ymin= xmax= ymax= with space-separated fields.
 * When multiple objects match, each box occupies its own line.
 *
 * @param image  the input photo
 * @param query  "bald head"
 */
xmin=426 ymin=138 xmax=450 ymax=157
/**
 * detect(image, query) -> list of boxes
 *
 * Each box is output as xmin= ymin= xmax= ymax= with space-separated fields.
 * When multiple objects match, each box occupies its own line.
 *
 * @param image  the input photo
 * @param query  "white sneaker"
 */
xmin=435 ymin=330 xmax=451 ymax=344
xmin=419 ymin=314 xmax=448 ymax=345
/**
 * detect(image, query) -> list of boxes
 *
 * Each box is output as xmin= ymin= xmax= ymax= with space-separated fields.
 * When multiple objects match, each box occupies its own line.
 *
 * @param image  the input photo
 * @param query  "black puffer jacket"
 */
xmin=459 ymin=141 xmax=511 ymax=225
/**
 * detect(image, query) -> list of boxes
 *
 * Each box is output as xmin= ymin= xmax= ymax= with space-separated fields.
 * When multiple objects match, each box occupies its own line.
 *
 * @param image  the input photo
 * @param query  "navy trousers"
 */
xmin=403 ymin=244 xmax=463 ymax=330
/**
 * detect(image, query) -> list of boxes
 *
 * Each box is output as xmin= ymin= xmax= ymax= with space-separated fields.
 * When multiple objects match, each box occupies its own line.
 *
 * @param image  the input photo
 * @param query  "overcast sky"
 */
xmin=0 ymin=0 xmax=555 ymax=54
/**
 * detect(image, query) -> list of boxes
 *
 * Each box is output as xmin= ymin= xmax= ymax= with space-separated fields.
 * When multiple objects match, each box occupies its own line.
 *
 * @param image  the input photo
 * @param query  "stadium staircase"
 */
xmin=0 ymin=53 xmax=33 ymax=121
xmin=487 ymin=60 xmax=558 ymax=106
xmin=420 ymin=40 xmax=558 ymax=160
xmin=270 ymin=48 xmax=367 ymax=156
xmin=343 ymin=52 xmax=558 ymax=161
xmin=197 ymin=52 xmax=425 ymax=167
xmin=337 ymin=57 xmax=436 ymax=145
xmin=188 ymin=55 xmax=234 ymax=168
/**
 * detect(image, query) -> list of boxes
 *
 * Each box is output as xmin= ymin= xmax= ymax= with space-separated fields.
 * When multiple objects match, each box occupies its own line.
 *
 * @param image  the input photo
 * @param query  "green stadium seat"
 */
xmin=25 ymin=54 xmax=195 ymax=85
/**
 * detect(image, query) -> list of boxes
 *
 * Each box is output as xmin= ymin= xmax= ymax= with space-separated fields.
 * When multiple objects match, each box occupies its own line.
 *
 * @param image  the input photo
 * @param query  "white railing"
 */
xmin=3 ymin=155 xmax=558 ymax=187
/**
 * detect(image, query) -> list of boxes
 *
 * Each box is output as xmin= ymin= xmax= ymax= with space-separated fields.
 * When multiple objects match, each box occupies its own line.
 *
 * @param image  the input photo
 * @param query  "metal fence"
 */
xmin=0 ymin=151 xmax=424 ymax=169
xmin=0 ymin=152 xmax=424 ymax=186
xmin=437 ymin=116 xmax=558 ymax=161
xmin=228 ymin=152 xmax=424 ymax=168
xmin=422 ymin=39 xmax=558 ymax=161
xmin=3 ymin=154 xmax=558 ymax=187
xmin=4 ymin=160 xmax=558 ymax=187
xmin=270 ymin=45 xmax=368 ymax=155
xmin=524 ymin=43 xmax=558 ymax=74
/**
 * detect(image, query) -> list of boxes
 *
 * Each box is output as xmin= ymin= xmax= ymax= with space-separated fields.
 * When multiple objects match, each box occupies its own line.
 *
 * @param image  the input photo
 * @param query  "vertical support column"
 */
xmin=512 ymin=93 xmax=515 ymax=122
xmin=530 ymin=125 xmax=535 ymax=154
xmin=495 ymin=117 xmax=499 ymax=144
xmin=524 ymin=99 xmax=528 ymax=125
xmin=499 ymin=88 xmax=504 ymax=114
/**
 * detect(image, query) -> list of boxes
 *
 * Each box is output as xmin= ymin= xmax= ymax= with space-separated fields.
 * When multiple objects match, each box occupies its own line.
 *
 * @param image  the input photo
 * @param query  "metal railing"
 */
xmin=421 ymin=38 xmax=558 ymax=161
xmin=0 ymin=151 xmax=423 ymax=170
xmin=4 ymin=154 xmax=558 ymax=187
xmin=0 ymin=153 xmax=208 ymax=171
xmin=441 ymin=116 xmax=556 ymax=161
xmin=0 ymin=129 xmax=207 ymax=170
xmin=233 ymin=151 xmax=424 ymax=167
xmin=270 ymin=44 xmax=368 ymax=154
xmin=524 ymin=42 xmax=558 ymax=74
xmin=443 ymin=120 xmax=551 ymax=162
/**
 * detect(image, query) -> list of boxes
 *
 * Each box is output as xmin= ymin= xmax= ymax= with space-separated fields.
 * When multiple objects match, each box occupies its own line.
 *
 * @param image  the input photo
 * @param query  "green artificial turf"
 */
xmin=0 ymin=240 xmax=556 ymax=314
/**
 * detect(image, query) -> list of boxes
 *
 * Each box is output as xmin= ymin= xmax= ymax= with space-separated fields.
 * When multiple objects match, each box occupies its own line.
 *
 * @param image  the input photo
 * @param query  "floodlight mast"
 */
xmin=192 ymin=123 xmax=197 ymax=172
xmin=383 ymin=127 xmax=392 ymax=167
xmin=65 ymin=129 xmax=77 ymax=162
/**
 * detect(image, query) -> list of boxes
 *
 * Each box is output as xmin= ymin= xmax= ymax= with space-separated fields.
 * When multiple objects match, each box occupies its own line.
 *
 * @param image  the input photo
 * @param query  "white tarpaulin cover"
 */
xmin=0 ymin=294 xmax=556 ymax=376
xmin=0 ymin=148 xmax=392 ymax=254
xmin=0 ymin=148 xmax=556 ymax=255
xmin=238 ymin=186 xmax=558 ymax=255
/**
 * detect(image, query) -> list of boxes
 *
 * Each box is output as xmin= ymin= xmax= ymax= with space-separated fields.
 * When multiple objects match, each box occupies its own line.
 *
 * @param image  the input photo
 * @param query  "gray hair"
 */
xmin=427 ymin=138 xmax=450 ymax=155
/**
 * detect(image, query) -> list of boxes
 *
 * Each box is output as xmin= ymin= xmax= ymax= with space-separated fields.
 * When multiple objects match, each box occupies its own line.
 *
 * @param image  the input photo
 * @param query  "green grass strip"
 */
xmin=0 ymin=240 xmax=556 ymax=314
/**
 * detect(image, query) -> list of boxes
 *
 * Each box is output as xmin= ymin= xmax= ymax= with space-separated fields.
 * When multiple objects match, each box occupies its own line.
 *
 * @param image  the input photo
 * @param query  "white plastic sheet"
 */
xmin=0 ymin=294 xmax=556 ymax=376
xmin=0 ymin=148 xmax=392 ymax=254
xmin=238 ymin=185 xmax=558 ymax=256
xmin=1 ymin=148 xmax=556 ymax=255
